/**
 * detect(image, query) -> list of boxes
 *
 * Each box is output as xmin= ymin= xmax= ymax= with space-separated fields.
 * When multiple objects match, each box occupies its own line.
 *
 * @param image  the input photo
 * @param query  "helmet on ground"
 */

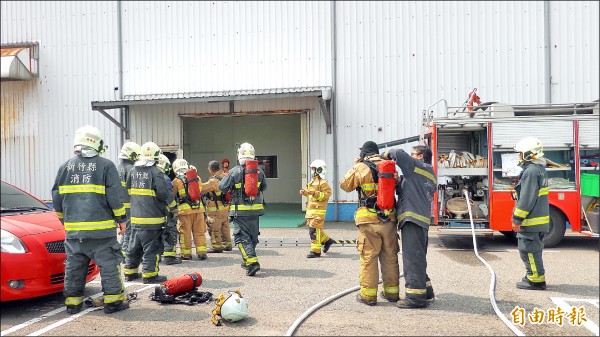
xmin=220 ymin=291 xmax=248 ymax=322
xmin=310 ymin=159 xmax=327 ymax=179
xmin=157 ymin=154 xmax=171 ymax=173
xmin=73 ymin=125 xmax=105 ymax=152
xmin=140 ymin=142 xmax=162 ymax=162
xmin=237 ymin=143 xmax=255 ymax=162
xmin=514 ymin=137 xmax=544 ymax=161
xmin=172 ymin=159 xmax=189 ymax=174
xmin=119 ymin=142 xmax=141 ymax=161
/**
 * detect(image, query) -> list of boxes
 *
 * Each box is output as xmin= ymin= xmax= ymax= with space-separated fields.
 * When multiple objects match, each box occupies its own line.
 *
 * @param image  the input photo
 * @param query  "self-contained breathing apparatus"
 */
xmin=231 ymin=162 xmax=265 ymax=218
xmin=203 ymin=174 xmax=231 ymax=211
xmin=357 ymin=158 xmax=397 ymax=222
xmin=149 ymin=272 xmax=213 ymax=305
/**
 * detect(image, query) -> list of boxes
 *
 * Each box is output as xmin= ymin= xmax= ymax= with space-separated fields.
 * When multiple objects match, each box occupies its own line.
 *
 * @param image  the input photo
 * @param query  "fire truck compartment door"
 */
xmin=492 ymin=120 xmax=573 ymax=150
xmin=579 ymin=119 xmax=599 ymax=148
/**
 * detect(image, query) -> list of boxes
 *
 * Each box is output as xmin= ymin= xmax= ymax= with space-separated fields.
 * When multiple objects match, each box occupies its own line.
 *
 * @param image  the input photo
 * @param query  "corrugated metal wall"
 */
xmin=1 ymin=1 xmax=121 ymax=200
xmin=1 ymin=1 xmax=598 ymax=204
xmin=121 ymin=1 xmax=332 ymax=95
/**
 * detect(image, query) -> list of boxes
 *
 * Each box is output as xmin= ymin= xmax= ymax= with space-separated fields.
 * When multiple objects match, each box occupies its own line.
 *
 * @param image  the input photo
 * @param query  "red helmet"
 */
xmin=222 ymin=158 xmax=230 ymax=164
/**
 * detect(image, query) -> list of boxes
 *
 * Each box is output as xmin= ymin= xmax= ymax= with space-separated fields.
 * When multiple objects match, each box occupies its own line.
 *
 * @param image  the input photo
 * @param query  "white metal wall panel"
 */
xmin=492 ymin=121 xmax=574 ymax=149
xmin=1 ymin=1 xmax=121 ymax=200
xmin=121 ymin=1 xmax=332 ymax=96
xmin=334 ymin=1 xmax=548 ymax=201
xmin=578 ymin=119 xmax=600 ymax=148
xmin=549 ymin=1 xmax=600 ymax=103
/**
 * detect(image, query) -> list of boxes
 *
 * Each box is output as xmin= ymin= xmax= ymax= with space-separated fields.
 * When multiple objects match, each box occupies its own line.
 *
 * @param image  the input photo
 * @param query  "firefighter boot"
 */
xmin=306 ymin=251 xmax=321 ymax=258
xmin=246 ymin=263 xmax=261 ymax=276
xmin=66 ymin=303 xmax=83 ymax=315
xmin=198 ymin=253 xmax=208 ymax=260
xmin=397 ymin=297 xmax=428 ymax=309
xmin=379 ymin=291 xmax=399 ymax=302
xmin=104 ymin=300 xmax=130 ymax=314
xmin=427 ymin=285 xmax=435 ymax=300
xmin=124 ymin=273 xmax=140 ymax=281
xmin=516 ymin=277 xmax=546 ymax=290
xmin=163 ymin=256 xmax=182 ymax=265
xmin=143 ymin=275 xmax=168 ymax=284
xmin=356 ymin=294 xmax=377 ymax=306
xmin=323 ymin=239 xmax=335 ymax=253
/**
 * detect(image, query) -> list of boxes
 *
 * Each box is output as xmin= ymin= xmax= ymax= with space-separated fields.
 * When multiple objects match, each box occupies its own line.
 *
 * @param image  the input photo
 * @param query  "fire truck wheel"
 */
xmin=543 ymin=207 xmax=566 ymax=248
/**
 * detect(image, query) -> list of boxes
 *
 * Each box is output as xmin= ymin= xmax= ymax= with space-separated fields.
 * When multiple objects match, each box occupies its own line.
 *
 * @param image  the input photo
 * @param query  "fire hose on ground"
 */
xmin=284 ymin=191 xmax=526 ymax=336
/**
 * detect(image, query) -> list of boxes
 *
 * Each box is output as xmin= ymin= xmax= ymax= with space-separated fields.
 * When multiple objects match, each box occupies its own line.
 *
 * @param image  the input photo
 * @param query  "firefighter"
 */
xmin=382 ymin=144 xmax=437 ymax=308
xmin=157 ymin=154 xmax=182 ymax=265
xmin=222 ymin=158 xmax=231 ymax=174
xmin=124 ymin=142 xmax=178 ymax=284
xmin=172 ymin=159 xmax=208 ymax=260
xmin=512 ymin=137 xmax=549 ymax=290
xmin=300 ymin=159 xmax=335 ymax=258
xmin=117 ymin=142 xmax=141 ymax=255
xmin=202 ymin=160 xmax=233 ymax=253
xmin=218 ymin=142 xmax=267 ymax=276
xmin=340 ymin=141 xmax=400 ymax=305
xmin=51 ymin=125 xmax=129 ymax=315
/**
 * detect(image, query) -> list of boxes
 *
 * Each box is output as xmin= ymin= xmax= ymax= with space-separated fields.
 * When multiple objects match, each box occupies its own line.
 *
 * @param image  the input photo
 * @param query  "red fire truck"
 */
xmin=411 ymin=99 xmax=598 ymax=247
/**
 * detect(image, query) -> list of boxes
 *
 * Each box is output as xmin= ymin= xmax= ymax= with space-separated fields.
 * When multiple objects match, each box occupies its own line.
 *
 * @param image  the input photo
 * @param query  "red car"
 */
xmin=1 ymin=181 xmax=100 ymax=302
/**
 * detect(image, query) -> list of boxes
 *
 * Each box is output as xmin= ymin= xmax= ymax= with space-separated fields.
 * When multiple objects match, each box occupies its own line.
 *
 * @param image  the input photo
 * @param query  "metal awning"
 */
xmin=91 ymin=86 xmax=333 ymax=137
xmin=1 ymin=43 xmax=39 ymax=81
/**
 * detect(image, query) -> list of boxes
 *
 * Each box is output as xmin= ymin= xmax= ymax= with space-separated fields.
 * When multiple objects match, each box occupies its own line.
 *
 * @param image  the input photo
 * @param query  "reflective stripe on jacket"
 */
xmin=127 ymin=165 xmax=176 ymax=230
xmin=512 ymin=160 xmax=550 ymax=233
xmin=218 ymin=165 xmax=267 ymax=217
xmin=339 ymin=155 xmax=384 ymax=225
xmin=51 ymin=155 xmax=127 ymax=239
xmin=305 ymin=176 xmax=332 ymax=220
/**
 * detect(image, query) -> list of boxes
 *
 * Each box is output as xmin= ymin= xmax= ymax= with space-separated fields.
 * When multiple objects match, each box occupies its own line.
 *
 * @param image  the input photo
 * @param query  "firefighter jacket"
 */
xmin=172 ymin=175 xmax=204 ymax=215
xmin=127 ymin=165 xmax=177 ymax=229
xmin=201 ymin=170 xmax=230 ymax=213
xmin=512 ymin=159 xmax=550 ymax=233
xmin=52 ymin=155 xmax=127 ymax=240
xmin=117 ymin=159 xmax=135 ymax=210
xmin=382 ymin=149 xmax=437 ymax=230
xmin=218 ymin=164 xmax=267 ymax=217
xmin=305 ymin=176 xmax=332 ymax=220
xmin=340 ymin=154 xmax=387 ymax=225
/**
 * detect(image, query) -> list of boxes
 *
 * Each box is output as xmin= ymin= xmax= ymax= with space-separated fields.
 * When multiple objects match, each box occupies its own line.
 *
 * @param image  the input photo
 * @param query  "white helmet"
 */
xmin=139 ymin=142 xmax=162 ymax=162
xmin=119 ymin=142 xmax=141 ymax=161
xmin=514 ymin=137 xmax=544 ymax=161
xmin=157 ymin=154 xmax=171 ymax=173
xmin=220 ymin=291 xmax=249 ymax=323
xmin=310 ymin=159 xmax=327 ymax=179
xmin=73 ymin=125 xmax=105 ymax=153
xmin=172 ymin=159 xmax=189 ymax=174
xmin=237 ymin=142 xmax=255 ymax=163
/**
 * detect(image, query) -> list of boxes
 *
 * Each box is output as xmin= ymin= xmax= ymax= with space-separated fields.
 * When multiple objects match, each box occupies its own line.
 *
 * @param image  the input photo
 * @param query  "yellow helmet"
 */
xmin=119 ymin=142 xmax=141 ymax=161
xmin=157 ymin=154 xmax=171 ymax=173
xmin=140 ymin=142 xmax=162 ymax=162
xmin=73 ymin=125 xmax=105 ymax=152
xmin=172 ymin=159 xmax=189 ymax=174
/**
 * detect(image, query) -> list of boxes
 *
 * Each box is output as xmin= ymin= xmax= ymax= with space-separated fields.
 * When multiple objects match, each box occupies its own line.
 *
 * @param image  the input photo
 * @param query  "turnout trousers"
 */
xmin=178 ymin=212 xmax=207 ymax=258
xmin=64 ymin=237 xmax=126 ymax=307
xmin=400 ymin=221 xmax=432 ymax=306
xmin=517 ymin=232 xmax=546 ymax=283
xmin=124 ymin=228 xmax=163 ymax=279
xmin=208 ymin=209 xmax=231 ymax=251
xmin=232 ymin=216 xmax=260 ymax=266
xmin=307 ymin=218 xmax=331 ymax=254
xmin=356 ymin=221 xmax=400 ymax=303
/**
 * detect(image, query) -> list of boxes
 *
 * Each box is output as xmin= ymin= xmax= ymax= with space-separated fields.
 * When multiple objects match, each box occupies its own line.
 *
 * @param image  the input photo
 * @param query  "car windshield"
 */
xmin=1 ymin=182 xmax=52 ymax=213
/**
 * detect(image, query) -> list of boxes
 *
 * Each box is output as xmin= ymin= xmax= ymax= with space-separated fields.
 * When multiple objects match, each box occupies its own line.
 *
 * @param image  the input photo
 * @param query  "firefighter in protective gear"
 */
xmin=157 ymin=154 xmax=181 ymax=265
xmin=382 ymin=144 xmax=437 ymax=308
xmin=219 ymin=142 xmax=267 ymax=277
xmin=117 ymin=142 xmax=141 ymax=255
xmin=124 ymin=142 xmax=178 ymax=284
xmin=212 ymin=290 xmax=248 ymax=325
xmin=300 ymin=160 xmax=334 ymax=258
xmin=512 ymin=137 xmax=549 ymax=290
xmin=340 ymin=141 xmax=400 ymax=306
xmin=52 ymin=125 xmax=129 ymax=315
xmin=222 ymin=158 xmax=231 ymax=174
xmin=172 ymin=159 xmax=208 ymax=260
xmin=202 ymin=160 xmax=232 ymax=253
